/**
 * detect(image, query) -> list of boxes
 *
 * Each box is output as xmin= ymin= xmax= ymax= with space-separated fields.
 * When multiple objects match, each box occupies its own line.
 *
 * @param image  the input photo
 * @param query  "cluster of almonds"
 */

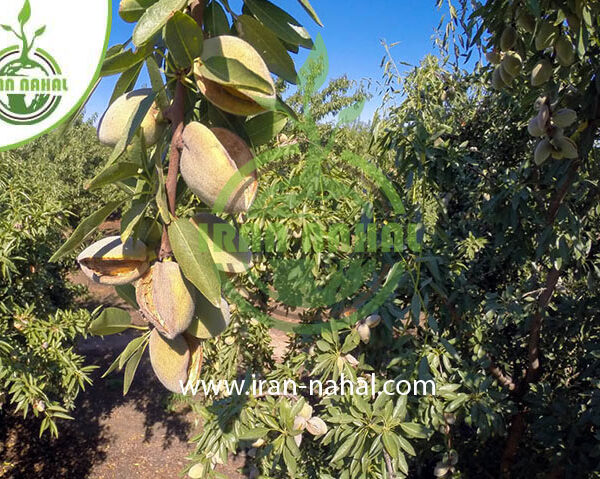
xmin=356 ymin=313 xmax=382 ymax=344
xmin=434 ymin=450 xmax=459 ymax=477
xmin=291 ymin=402 xmax=328 ymax=446
xmin=80 ymin=35 xmax=275 ymax=393
xmin=487 ymin=9 xmax=577 ymax=90
xmin=527 ymin=98 xmax=578 ymax=165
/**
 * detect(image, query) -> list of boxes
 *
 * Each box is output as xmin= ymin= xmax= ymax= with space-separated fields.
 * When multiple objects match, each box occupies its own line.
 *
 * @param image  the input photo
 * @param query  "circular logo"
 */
xmin=0 ymin=46 xmax=61 ymax=125
xmin=0 ymin=0 xmax=110 ymax=150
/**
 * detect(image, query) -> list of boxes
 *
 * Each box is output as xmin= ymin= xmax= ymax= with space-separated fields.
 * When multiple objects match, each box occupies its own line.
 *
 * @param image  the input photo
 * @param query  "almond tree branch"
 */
xmin=158 ymin=1 xmax=205 ymax=260
xmin=501 ymin=90 xmax=600 ymax=477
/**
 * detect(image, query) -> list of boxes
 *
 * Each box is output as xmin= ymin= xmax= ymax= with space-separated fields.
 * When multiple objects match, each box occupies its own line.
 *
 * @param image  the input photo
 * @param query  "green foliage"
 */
xmin=0 ymin=153 xmax=95 ymax=437
xmin=9 ymin=115 xmax=117 ymax=224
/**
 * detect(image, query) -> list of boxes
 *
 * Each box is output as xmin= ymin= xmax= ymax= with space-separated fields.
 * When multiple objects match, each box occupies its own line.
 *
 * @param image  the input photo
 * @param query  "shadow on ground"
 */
xmin=0 ymin=330 xmax=197 ymax=479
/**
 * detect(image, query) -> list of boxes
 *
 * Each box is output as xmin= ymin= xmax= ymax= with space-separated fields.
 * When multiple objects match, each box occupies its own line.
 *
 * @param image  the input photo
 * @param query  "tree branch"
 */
xmin=159 ymin=78 xmax=186 ymax=260
xmin=500 ymin=89 xmax=600 ymax=477
xmin=383 ymin=450 xmax=396 ymax=479
xmin=158 ymin=1 xmax=205 ymax=260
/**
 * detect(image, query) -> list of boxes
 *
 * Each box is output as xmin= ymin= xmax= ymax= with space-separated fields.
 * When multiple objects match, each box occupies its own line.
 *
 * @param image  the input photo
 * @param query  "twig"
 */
xmin=158 ymin=1 xmax=205 ymax=260
xmin=158 ymin=78 xmax=186 ymax=260
xmin=383 ymin=450 xmax=396 ymax=479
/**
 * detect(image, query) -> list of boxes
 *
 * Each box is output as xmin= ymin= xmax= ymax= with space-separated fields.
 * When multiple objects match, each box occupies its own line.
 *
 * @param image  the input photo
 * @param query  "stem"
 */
xmin=158 ymin=1 xmax=205 ymax=260
xmin=159 ymin=77 xmax=186 ymax=260
xmin=383 ymin=450 xmax=396 ymax=479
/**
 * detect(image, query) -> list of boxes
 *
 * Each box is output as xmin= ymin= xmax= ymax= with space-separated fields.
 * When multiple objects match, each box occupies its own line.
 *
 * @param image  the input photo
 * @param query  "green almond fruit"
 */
xmin=186 ymin=295 xmax=231 ymax=339
xmin=551 ymin=108 xmax=577 ymax=128
xmin=535 ymin=21 xmax=558 ymax=50
xmin=555 ymin=136 xmax=578 ymax=158
xmin=492 ymin=66 xmax=507 ymax=90
xmin=485 ymin=50 xmax=502 ymax=65
xmin=555 ymin=36 xmax=575 ymax=67
xmin=149 ymin=329 xmax=190 ymax=393
xmin=501 ymin=51 xmax=522 ymax=77
xmin=500 ymin=26 xmax=517 ymax=51
xmin=534 ymin=138 xmax=553 ymax=165
xmin=531 ymin=59 xmax=553 ymax=87
xmin=527 ymin=117 xmax=544 ymax=137
xmin=516 ymin=10 xmax=536 ymax=33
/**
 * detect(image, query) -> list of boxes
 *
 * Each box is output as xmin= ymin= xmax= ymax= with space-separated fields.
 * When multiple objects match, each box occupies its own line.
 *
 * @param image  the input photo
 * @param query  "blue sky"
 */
xmin=87 ymin=0 xmax=448 ymax=122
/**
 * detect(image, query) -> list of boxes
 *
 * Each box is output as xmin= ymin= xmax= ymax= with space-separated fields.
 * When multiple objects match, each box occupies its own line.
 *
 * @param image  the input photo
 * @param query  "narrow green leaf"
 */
xmin=244 ymin=0 xmax=313 ymax=49
xmin=123 ymin=342 xmax=146 ymax=395
xmin=146 ymin=56 xmax=169 ymax=111
xmin=110 ymin=62 xmax=144 ymax=105
xmin=244 ymin=111 xmax=287 ymax=147
xmin=133 ymin=0 xmax=188 ymax=47
xmin=297 ymin=0 xmax=323 ymax=27
xmin=168 ymin=218 xmax=221 ymax=306
xmin=331 ymin=434 xmax=356 ymax=463
xmin=86 ymin=162 xmax=140 ymax=191
xmin=238 ymin=427 xmax=271 ymax=440
xmin=49 ymin=200 xmax=122 ymax=262
xmin=101 ymin=48 xmax=149 ymax=77
xmin=197 ymin=56 xmax=275 ymax=95
xmin=399 ymin=422 xmax=429 ymax=439
xmin=115 ymin=284 xmax=139 ymax=309
xmin=205 ymin=1 xmax=230 ymax=36
xmin=89 ymin=308 xmax=133 ymax=336
xmin=165 ymin=11 xmax=204 ymax=68
xmin=119 ymin=0 xmax=160 ymax=23
xmin=121 ymin=198 xmax=149 ymax=242
xmin=118 ymin=336 xmax=147 ymax=370
xmin=235 ymin=15 xmax=297 ymax=84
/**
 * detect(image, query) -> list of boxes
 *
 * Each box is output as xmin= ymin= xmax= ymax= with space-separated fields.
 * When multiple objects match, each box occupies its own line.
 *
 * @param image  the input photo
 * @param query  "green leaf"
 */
xmin=244 ymin=111 xmax=288 ymax=147
xmin=331 ymin=434 xmax=356 ymax=463
xmin=123 ymin=342 xmax=146 ymax=395
xmin=298 ymin=33 xmax=328 ymax=92
xmin=337 ymin=99 xmax=365 ymax=125
xmin=399 ymin=422 xmax=429 ymax=439
xmin=101 ymin=48 xmax=149 ymax=77
xmin=238 ymin=427 xmax=271 ymax=440
xmin=118 ymin=336 xmax=148 ymax=370
xmin=297 ymin=0 xmax=323 ymax=26
xmin=34 ymin=25 xmax=46 ymax=37
xmin=119 ymin=0 xmax=160 ymax=23
xmin=121 ymin=199 xmax=149 ymax=242
xmin=235 ymin=15 xmax=297 ymax=84
xmin=146 ymin=56 xmax=169 ymax=112
xmin=109 ymin=62 xmax=144 ymax=105
xmin=49 ymin=200 xmax=123 ymax=262
xmin=133 ymin=0 xmax=188 ymax=47
xmin=164 ymin=11 xmax=204 ymax=68
xmin=86 ymin=162 xmax=140 ymax=191
xmin=89 ymin=308 xmax=133 ymax=336
xmin=197 ymin=56 xmax=275 ymax=95
xmin=244 ymin=0 xmax=313 ymax=49
xmin=155 ymin=165 xmax=171 ymax=224
xmin=115 ymin=284 xmax=139 ymax=309
xmin=0 ymin=25 xmax=13 ymax=32
xmin=168 ymin=218 xmax=221 ymax=307
xmin=382 ymin=431 xmax=399 ymax=460
xmin=18 ymin=0 xmax=31 ymax=26
xmin=205 ymin=1 xmax=230 ymax=36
